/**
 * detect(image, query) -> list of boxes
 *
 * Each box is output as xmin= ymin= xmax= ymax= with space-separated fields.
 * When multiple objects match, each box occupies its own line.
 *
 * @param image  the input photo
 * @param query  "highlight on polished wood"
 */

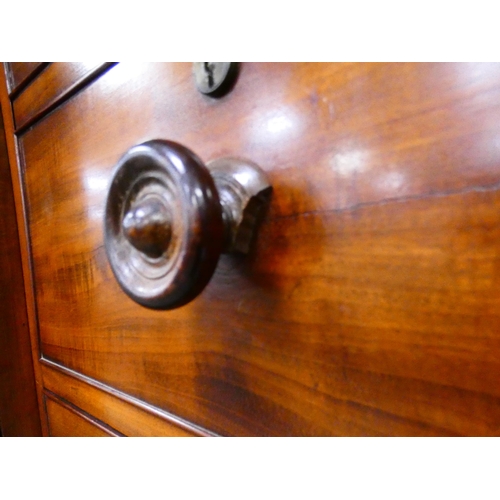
xmin=2 ymin=62 xmax=500 ymax=436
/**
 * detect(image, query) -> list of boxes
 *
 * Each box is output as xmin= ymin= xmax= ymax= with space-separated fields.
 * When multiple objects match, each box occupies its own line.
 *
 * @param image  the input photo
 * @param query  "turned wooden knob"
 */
xmin=104 ymin=140 xmax=271 ymax=310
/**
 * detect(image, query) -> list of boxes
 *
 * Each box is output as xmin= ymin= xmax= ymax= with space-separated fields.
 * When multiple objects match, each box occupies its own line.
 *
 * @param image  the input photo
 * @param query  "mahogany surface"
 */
xmin=16 ymin=63 xmax=500 ymax=435
xmin=0 ymin=102 xmax=41 ymax=436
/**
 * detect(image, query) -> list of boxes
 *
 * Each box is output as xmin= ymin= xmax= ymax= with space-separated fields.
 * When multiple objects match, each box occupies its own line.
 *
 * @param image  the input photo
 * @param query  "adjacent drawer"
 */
xmin=44 ymin=392 xmax=121 ymax=437
xmin=5 ymin=62 xmax=47 ymax=95
xmin=41 ymin=361 xmax=203 ymax=437
xmin=12 ymin=62 xmax=115 ymax=130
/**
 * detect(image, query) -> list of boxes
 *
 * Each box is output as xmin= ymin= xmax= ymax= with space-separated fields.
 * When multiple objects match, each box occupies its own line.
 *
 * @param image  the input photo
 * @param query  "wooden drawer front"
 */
xmin=5 ymin=62 xmax=47 ymax=95
xmin=12 ymin=62 xmax=114 ymax=130
xmin=20 ymin=63 xmax=500 ymax=436
xmin=45 ymin=392 xmax=121 ymax=436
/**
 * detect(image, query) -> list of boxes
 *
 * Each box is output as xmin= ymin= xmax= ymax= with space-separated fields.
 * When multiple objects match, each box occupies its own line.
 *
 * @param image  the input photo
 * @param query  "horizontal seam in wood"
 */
xmin=274 ymin=179 xmax=500 ymax=220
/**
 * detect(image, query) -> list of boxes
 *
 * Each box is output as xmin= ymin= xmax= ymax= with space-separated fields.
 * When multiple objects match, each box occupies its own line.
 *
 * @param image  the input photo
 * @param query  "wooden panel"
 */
xmin=13 ymin=62 xmax=115 ymax=131
xmin=42 ymin=360 xmax=204 ymax=436
xmin=20 ymin=63 xmax=500 ymax=435
xmin=0 ymin=99 xmax=41 ymax=436
xmin=45 ymin=393 xmax=119 ymax=436
xmin=6 ymin=62 xmax=47 ymax=95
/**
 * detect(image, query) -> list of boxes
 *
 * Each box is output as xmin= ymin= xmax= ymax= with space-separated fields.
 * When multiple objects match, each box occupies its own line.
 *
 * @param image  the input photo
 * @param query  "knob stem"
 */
xmin=208 ymin=158 xmax=272 ymax=254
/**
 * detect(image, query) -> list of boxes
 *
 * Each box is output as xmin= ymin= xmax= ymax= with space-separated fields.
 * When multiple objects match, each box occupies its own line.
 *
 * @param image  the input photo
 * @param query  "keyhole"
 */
xmin=204 ymin=62 xmax=215 ymax=88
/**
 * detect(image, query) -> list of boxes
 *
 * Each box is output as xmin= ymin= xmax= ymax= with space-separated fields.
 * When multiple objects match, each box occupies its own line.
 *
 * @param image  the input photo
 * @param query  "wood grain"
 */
xmin=13 ymin=62 xmax=115 ymax=131
xmin=18 ymin=62 xmax=500 ymax=435
xmin=44 ymin=392 xmax=121 ymax=436
xmin=6 ymin=62 xmax=47 ymax=95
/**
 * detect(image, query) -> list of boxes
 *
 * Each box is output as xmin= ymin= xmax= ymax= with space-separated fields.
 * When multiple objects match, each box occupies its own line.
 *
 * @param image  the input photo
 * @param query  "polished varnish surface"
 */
xmin=20 ymin=63 xmax=500 ymax=435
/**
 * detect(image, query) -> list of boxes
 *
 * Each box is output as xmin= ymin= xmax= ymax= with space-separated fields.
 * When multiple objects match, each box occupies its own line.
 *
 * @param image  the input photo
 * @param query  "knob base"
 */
xmin=207 ymin=158 xmax=272 ymax=254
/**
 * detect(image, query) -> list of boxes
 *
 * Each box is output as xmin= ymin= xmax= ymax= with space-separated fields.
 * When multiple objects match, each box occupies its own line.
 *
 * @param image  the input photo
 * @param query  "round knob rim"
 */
xmin=104 ymin=140 xmax=224 ymax=309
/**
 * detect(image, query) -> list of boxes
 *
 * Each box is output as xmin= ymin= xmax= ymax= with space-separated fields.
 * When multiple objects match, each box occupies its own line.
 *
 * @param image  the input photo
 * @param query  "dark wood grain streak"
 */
xmin=6 ymin=62 xmax=48 ymax=96
xmin=41 ymin=360 xmax=202 ymax=436
xmin=44 ymin=390 xmax=122 ymax=436
xmin=0 ymin=68 xmax=44 ymax=435
xmin=13 ymin=62 xmax=117 ymax=132
xmin=18 ymin=62 xmax=500 ymax=435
